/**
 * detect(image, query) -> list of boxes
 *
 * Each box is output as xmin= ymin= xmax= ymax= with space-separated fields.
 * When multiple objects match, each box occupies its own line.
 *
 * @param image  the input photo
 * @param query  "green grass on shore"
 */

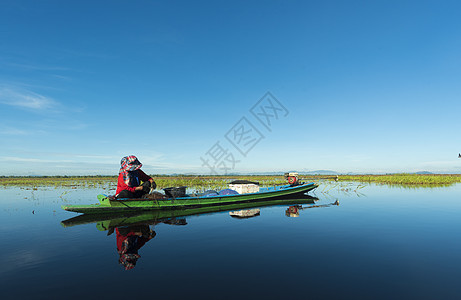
xmin=1 ymin=174 xmax=460 ymax=188
xmin=0 ymin=175 xmax=289 ymax=189
xmin=336 ymin=174 xmax=461 ymax=185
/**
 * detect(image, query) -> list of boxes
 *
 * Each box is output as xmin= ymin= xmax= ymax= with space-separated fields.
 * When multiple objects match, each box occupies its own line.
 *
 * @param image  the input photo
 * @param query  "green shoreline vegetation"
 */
xmin=336 ymin=174 xmax=461 ymax=185
xmin=1 ymin=174 xmax=461 ymax=188
xmin=0 ymin=175 xmax=287 ymax=189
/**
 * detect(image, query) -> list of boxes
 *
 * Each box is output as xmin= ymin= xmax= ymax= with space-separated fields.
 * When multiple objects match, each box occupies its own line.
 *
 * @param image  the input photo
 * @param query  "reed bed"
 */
xmin=0 ymin=176 xmax=117 ymax=189
xmin=0 ymin=175 xmax=289 ymax=189
xmin=336 ymin=174 xmax=461 ymax=185
xmin=1 ymin=174 xmax=459 ymax=189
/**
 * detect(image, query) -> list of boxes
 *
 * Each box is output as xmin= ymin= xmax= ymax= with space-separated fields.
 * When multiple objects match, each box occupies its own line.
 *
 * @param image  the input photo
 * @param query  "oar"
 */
xmin=298 ymin=200 xmax=339 ymax=210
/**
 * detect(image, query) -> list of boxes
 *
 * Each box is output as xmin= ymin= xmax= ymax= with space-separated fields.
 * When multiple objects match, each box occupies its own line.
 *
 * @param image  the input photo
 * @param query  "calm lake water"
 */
xmin=1 ymin=183 xmax=461 ymax=299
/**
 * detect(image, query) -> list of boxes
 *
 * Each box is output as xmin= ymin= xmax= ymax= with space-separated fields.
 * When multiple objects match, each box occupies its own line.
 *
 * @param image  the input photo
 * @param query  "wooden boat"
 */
xmin=61 ymin=182 xmax=318 ymax=214
xmin=61 ymin=196 xmax=318 ymax=229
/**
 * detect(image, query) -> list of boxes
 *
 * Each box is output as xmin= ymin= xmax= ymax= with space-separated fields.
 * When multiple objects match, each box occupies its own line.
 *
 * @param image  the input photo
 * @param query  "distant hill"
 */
xmin=300 ymin=170 xmax=339 ymax=175
xmin=243 ymin=170 xmax=340 ymax=176
xmin=414 ymin=171 xmax=434 ymax=174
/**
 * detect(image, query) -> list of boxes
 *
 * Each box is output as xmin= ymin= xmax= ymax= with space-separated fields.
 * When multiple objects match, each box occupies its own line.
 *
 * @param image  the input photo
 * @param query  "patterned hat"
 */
xmin=119 ymin=253 xmax=140 ymax=270
xmin=120 ymin=155 xmax=142 ymax=172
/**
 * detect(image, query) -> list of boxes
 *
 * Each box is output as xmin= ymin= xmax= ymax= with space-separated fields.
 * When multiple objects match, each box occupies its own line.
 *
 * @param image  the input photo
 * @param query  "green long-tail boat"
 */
xmin=61 ymin=182 xmax=318 ymax=214
xmin=61 ymin=195 xmax=319 ymax=229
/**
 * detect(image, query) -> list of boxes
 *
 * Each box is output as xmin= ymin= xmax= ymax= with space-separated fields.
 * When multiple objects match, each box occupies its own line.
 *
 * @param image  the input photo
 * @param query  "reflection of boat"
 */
xmin=61 ymin=196 xmax=318 ymax=229
xmin=229 ymin=209 xmax=260 ymax=218
xmin=61 ymin=183 xmax=318 ymax=214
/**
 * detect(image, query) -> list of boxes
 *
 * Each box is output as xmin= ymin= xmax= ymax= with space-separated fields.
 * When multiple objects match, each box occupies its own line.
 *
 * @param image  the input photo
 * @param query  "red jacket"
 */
xmin=116 ymin=228 xmax=149 ymax=253
xmin=116 ymin=170 xmax=152 ymax=195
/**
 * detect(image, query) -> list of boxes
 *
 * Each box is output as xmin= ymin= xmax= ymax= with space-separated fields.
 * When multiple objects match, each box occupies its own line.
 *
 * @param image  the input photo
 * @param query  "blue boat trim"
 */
xmin=114 ymin=183 xmax=316 ymax=201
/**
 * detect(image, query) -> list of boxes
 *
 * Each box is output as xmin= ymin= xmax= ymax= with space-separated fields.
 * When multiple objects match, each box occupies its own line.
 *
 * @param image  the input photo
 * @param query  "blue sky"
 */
xmin=0 ymin=0 xmax=460 ymax=175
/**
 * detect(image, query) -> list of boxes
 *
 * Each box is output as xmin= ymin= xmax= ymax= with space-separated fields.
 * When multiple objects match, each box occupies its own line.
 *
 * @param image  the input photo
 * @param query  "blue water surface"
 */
xmin=1 ymin=183 xmax=461 ymax=299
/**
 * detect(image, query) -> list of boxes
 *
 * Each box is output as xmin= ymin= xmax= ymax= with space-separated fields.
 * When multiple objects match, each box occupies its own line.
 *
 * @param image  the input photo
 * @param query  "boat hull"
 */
xmin=61 ymin=196 xmax=318 ymax=228
xmin=61 ymin=182 xmax=318 ymax=214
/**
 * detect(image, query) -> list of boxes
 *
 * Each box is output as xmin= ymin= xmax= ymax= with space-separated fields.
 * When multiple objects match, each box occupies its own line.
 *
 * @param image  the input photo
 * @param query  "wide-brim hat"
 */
xmin=120 ymin=155 xmax=142 ymax=172
xmin=119 ymin=253 xmax=140 ymax=270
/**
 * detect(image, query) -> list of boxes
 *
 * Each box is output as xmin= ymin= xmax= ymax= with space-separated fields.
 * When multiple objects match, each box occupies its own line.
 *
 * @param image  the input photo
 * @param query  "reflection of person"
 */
xmin=116 ymin=225 xmax=156 ymax=270
xmin=116 ymin=155 xmax=156 ymax=198
xmin=285 ymin=206 xmax=300 ymax=217
xmin=285 ymin=201 xmax=340 ymax=217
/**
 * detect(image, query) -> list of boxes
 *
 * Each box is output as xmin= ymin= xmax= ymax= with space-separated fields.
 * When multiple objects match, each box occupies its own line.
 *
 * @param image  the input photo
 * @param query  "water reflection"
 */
xmin=229 ymin=209 xmax=260 ymax=219
xmin=62 ymin=196 xmax=328 ymax=270
xmin=108 ymin=218 xmax=187 ymax=270
xmin=285 ymin=200 xmax=340 ymax=217
xmin=116 ymin=225 xmax=156 ymax=270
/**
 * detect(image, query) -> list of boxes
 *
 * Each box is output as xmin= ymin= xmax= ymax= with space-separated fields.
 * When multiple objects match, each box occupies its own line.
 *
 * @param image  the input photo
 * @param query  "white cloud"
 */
xmin=4 ymin=156 xmax=73 ymax=163
xmin=0 ymin=126 xmax=29 ymax=135
xmin=0 ymin=86 xmax=58 ymax=110
xmin=4 ymin=62 xmax=70 ymax=72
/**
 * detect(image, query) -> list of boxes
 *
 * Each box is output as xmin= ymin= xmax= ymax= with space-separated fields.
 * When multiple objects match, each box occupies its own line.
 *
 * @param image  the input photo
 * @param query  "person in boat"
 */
xmin=116 ymin=155 xmax=156 ymax=199
xmin=116 ymin=225 xmax=156 ymax=270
